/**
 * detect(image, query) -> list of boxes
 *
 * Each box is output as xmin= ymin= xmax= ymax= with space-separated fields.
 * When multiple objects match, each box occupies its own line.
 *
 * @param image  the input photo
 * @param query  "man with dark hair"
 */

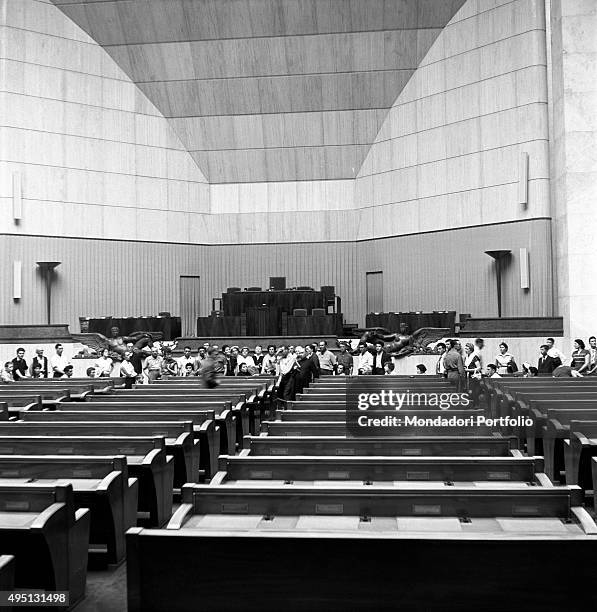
xmin=587 ymin=336 xmax=597 ymax=375
xmin=354 ymin=342 xmax=373 ymax=375
xmin=120 ymin=351 xmax=138 ymax=389
xmin=63 ymin=364 xmax=74 ymax=378
xmin=444 ymin=339 xmax=465 ymax=390
xmin=11 ymin=348 xmax=29 ymax=380
xmin=416 ymin=364 xmax=427 ymax=374
xmin=337 ymin=342 xmax=353 ymax=375
xmin=177 ymin=346 xmax=195 ymax=375
xmin=86 ymin=366 xmax=96 ymax=378
xmin=201 ymin=347 xmax=220 ymax=389
xmin=546 ymin=338 xmax=564 ymax=366
xmin=317 ymin=340 xmax=336 ymax=375
xmin=261 ymin=345 xmax=277 ymax=375
xmin=51 ymin=343 xmax=70 ymax=378
xmin=485 ymin=363 xmax=501 ymax=378
xmin=435 ymin=343 xmax=447 ymax=376
xmin=277 ymin=346 xmax=297 ymax=402
xmin=537 ymin=344 xmax=559 ymax=374
xmin=372 ymin=340 xmax=390 ymax=375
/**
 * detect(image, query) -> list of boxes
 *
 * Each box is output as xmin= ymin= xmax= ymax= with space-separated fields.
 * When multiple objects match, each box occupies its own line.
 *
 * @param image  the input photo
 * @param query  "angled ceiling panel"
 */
xmin=51 ymin=0 xmax=465 ymax=182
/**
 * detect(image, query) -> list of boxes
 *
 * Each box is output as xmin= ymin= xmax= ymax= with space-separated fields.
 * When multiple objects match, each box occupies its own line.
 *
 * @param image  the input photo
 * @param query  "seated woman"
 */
xmin=570 ymin=338 xmax=590 ymax=374
xmin=95 ymin=348 xmax=113 ymax=377
xmin=1 ymin=362 xmax=14 ymax=383
xmin=495 ymin=342 xmax=517 ymax=375
xmin=415 ymin=363 xmax=427 ymax=374
xmin=161 ymin=348 xmax=179 ymax=377
xmin=237 ymin=363 xmax=251 ymax=376
xmin=182 ymin=362 xmax=196 ymax=377
xmin=335 ymin=364 xmax=346 ymax=376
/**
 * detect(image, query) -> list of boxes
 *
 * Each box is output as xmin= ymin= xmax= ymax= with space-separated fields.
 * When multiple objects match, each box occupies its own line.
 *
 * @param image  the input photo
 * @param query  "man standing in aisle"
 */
xmin=317 ymin=340 xmax=336 ymax=375
xmin=11 ymin=348 xmax=29 ymax=380
xmin=443 ymin=339 xmax=465 ymax=391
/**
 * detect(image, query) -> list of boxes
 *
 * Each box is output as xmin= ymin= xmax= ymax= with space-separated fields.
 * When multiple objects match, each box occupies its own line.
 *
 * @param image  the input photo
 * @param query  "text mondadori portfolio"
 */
xmin=355 ymin=415 xmax=533 ymax=427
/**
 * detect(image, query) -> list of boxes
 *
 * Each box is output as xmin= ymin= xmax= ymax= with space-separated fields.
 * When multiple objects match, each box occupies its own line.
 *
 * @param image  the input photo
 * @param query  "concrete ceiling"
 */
xmin=51 ymin=0 xmax=465 ymax=183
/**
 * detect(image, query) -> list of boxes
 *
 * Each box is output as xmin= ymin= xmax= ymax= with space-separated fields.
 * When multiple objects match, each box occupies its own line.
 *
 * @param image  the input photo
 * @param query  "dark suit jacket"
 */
xmin=537 ymin=355 xmax=559 ymax=374
xmin=371 ymin=351 xmax=391 ymax=375
xmin=30 ymin=356 xmax=49 ymax=378
xmin=295 ymin=357 xmax=319 ymax=395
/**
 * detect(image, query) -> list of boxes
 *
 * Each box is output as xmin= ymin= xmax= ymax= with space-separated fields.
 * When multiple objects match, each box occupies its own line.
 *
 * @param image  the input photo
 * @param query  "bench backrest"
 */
xmin=0 ymin=421 xmax=193 ymax=437
xmin=20 ymin=410 xmax=214 ymax=425
xmin=0 ymin=455 xmax=128 ymax=480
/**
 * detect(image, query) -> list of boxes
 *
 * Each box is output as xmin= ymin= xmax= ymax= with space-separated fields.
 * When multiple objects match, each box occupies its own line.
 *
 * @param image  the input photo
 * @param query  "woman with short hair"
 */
xmin=495 ymin=342 xmax=517 ymax=375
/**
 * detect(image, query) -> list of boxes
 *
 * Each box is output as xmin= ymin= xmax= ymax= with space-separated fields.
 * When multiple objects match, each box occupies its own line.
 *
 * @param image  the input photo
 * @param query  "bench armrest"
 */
xmin=571 ymin=507 xmax=597 ymax=535
xmin=142 ymin=448 xmax=163 ymax=465
xmin=97 ymin=469 xmax=122 ymax=492
xmin=534 ymin=472 xmax=553 ymax=487
xmin=30 ymin=502 xmax=65 ymax=530
xmin=209 ymin=471 xmax=227 ymax=486
xmin=166 ymin=503 xmax=193 ymax=530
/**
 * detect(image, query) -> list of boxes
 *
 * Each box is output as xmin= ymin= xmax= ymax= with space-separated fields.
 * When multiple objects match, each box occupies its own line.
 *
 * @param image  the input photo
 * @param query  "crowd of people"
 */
xmin=433 ymin=336 xmax=597 ymax=391
xmin=3 ymin=335 xmax=596 ymax=393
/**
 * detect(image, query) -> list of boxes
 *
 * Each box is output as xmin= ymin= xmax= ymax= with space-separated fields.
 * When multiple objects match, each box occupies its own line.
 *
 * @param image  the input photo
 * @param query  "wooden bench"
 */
xmin=0 ymin=455 xmax=138 ymax=564
xmin=0 ymin=421 xmax=197 ymax=489
xmin=16 ymin=378 xmax=117 ymax=396
xmin=21 ymin=408 xmax=219 ymax=481
xmin=0 ymin=393 xmax=48 ymax=414
xmin=0 ymin=436 xmax=172 ymax=527
xmin=566 ymin=423 xmax=597 ymax=489
xmin=88 ymin=395 xmax=256 ymax=442
xmin=0 ymin=482 xmax=90 ymax=607
xmin=0 ymin=403 xmax=9 ymax=420
xmin=243 ymin=435 xmax=518 ymax=456
xmin=126 ymin=483 xmax=597 ymax=612
xmin=261 ymin=418 xmax=492 ymax=438
xmin=216 ymin=453 xmax=542 ymax=484
xmin=8 ymin=385 xmax=84 ymax=402
xmin=71 ymin=400 xmax=237 ymax=458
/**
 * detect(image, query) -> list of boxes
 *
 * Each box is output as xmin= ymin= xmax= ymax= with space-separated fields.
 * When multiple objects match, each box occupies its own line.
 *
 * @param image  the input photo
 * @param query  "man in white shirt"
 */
xmin=354 ymin=343 xmax=373 ymax=375
xmin=474 ymin=338 xmax=485 ymax=371
xmin=317 ymin=341 xmax=337 ymax=375
xmin=546 ymin=338 xmax=565 ymax=366
xmin=120 ymin=351 xmax=138 ymax=389
xmin=50 ymin=343 xmax=70 ymax=378
xmin=177 ymin=346 xmax=195 ymax=375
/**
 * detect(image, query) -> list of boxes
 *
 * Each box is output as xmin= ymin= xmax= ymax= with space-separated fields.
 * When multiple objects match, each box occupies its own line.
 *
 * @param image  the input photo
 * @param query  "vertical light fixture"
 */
xmin=519 ymin=248 xmax=530 ymax=289
xmin=36 ymin=261 xmax=61 ymax=324
xmin=13 ymin=261 xmax=22 ymax=299
xmin=485 ymin=250 xmax=511 ymax=317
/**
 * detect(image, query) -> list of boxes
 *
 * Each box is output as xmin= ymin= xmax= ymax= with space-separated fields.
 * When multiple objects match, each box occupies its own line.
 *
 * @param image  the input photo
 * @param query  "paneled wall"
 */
xmin=0 ymin=218 xmax=551 ymax=331
xmin=355 ymin=0 xmax=550 ymax=240
xmin=0 ymin=0 xmax=210 ymax=244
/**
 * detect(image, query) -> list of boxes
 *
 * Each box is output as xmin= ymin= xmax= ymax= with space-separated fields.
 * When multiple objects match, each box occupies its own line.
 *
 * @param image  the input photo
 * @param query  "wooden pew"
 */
xmin=87 ymin=394 xmax=256 ymax=442
xmin=20 ymin=408 xmax=219 ymax=481
xmin=0 ymin=455 xmax=138 ymax=564
xmin=566 ymin=422 xmax=597 ymax=489
xmin=7 ymin=385 xmax=82 ymax=402
xmin=216 ymin=454 xmax=542 ymax=484
xmin=71 ymin=400 xmax=237 ymax=457
xmin=0 ymin=421 xmax=197 ymax=489
xmin=261 ymin=418 xmax=492 ymax=438
xmin=244 ymin=435 xmax=518 ymax=456
xmin=15 ymin=377 xmax=118 ymax=396
xmin=0 ymin=482 xmax=90 ymax=607
xmin=0 ymin=403 xmax=9 ymax=420
xmin=0 ymin=436 xmax=172 ymax=527
xmin=126 ymin=484 xmax=597 ymax=612
xmin=0 ymin=393 xmax=50 ymax=414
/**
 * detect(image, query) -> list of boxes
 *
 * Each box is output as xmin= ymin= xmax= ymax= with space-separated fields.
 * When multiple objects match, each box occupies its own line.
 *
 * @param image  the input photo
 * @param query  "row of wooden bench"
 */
xmin=126 ymin=375 xmax=597 ymax=611
xmin=0 ymin=375 xmax=275 ymax=609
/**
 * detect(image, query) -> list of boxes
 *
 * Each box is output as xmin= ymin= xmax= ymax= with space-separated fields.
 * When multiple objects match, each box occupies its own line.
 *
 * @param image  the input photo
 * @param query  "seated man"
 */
xmin=63 ymin=364 xmax=74 ymax=378
xmin=1 ymin=362 xmax=14 ymax=383
xmin=485 ymin=363 xmax=501 ymax=378
xmin=86 ymin=366 xmax=96 ymax=378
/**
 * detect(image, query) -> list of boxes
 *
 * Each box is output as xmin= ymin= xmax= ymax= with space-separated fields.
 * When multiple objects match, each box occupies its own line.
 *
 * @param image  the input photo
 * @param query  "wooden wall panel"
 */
xmin=0 ymin=218 xmax=552 ymax=332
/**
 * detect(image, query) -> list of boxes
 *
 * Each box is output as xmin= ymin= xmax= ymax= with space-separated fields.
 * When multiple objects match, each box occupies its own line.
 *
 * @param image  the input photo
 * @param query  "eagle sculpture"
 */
xmin=354 ymin=327 xmax=450 ymax=358
xmin=71 ymin=331 xmax=164 ymax=358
